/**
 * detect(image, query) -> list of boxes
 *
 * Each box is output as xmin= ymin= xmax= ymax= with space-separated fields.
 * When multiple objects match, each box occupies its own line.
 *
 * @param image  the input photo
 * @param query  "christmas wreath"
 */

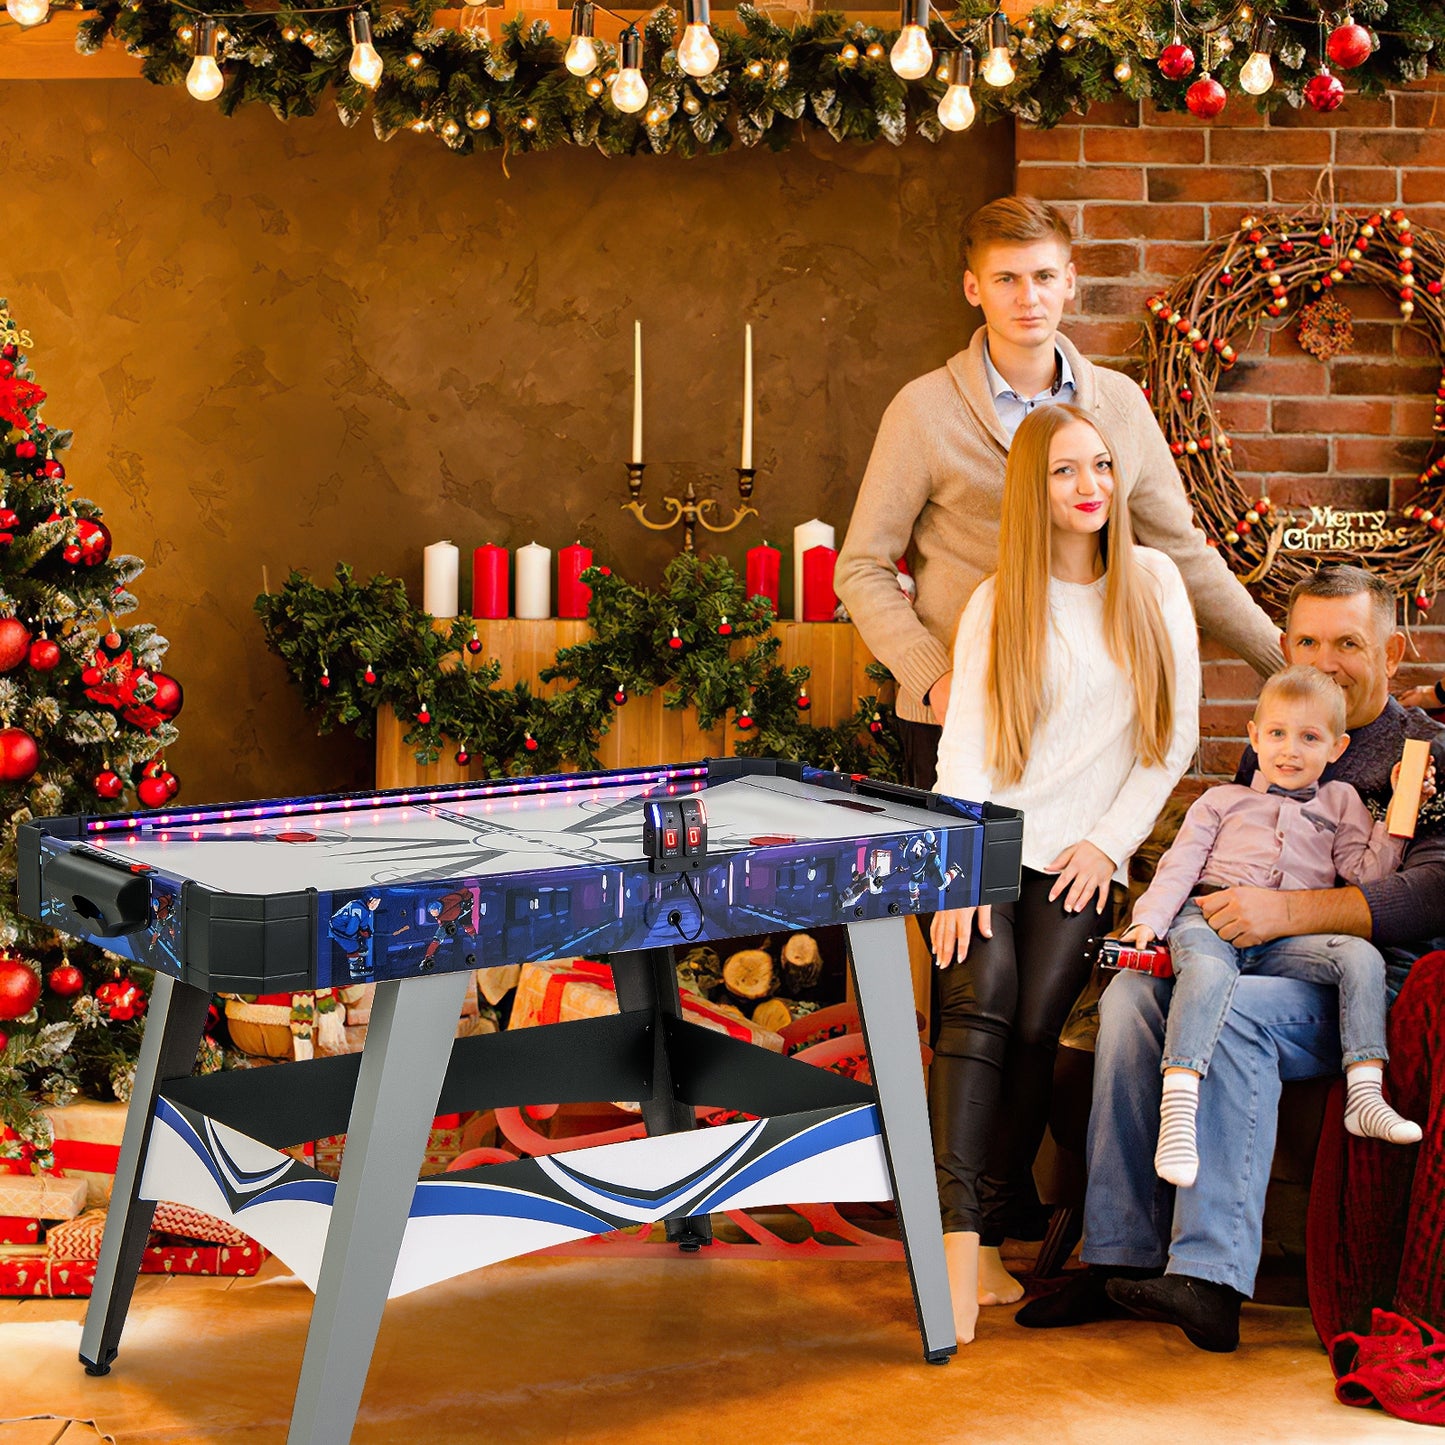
xmin=255 ymin=552 xmax=902 ymax=780
xmin=1139 ymin=204 xmax=1445 ymax=617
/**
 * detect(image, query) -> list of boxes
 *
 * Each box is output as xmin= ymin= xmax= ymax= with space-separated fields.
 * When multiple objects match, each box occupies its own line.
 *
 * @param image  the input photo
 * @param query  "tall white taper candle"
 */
xmin=631 ymin=320 xmax=643 ymax=464
xmin=741 ymin=324 xmax=753 ymax=469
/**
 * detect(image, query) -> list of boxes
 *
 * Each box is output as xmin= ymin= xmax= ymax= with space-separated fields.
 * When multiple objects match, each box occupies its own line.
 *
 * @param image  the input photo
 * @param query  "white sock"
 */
xmin=1344 ymin=1063 xmax=1422 ymax=1145
xmin=1155 ymin=1072 xmax=1201 ymax=1187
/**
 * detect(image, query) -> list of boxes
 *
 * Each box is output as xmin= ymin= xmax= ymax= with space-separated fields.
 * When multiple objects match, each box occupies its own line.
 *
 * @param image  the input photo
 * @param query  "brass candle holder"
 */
xmin=622 ymin=462 xmax=759 ymax=553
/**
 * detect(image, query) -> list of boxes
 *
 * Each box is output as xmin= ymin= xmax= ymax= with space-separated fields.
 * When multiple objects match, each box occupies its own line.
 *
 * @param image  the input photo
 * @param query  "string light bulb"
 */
xmin=1238 ymin=17 xmax=1277 ymax=95
xmin=348 ymin=10 xmax=384 ymax=89
xmin=889 ymin=0 xmax=933 ymax=81
xmin=565 ymin=1 xmax=598 ymax=77
xmin=186 ymin=18 xmax=225 ymax=102
xmin=937 ymin=47 xmax=976 ymax=132
xmin=610 ymin=26 xmax=648 ymax=114
xmin=981 ymin=11 xmax=1014 ymax=87
xmin=5 ymin=0 xmax=49 ymax=27
xmin=677 ymin=0 xmax=719 ymax=78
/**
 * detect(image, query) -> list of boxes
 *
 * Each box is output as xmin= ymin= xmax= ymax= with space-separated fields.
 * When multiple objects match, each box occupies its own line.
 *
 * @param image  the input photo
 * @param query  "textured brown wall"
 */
xmin=0 ymin=79 xmax=1011 ymax=804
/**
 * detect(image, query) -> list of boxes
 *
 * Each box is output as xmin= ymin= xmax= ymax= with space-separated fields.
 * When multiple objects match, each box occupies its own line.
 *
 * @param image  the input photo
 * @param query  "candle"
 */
xmin=741 ymin=323 xmax=753 ymax=470
xmin=791 ymin=519 xmax=835 ymax=620
xmin=557 ymin=542 xmax=594 ymax=619
xmin=422 ymin=541 xmax=459 ymax=618
xmin=631 ymin=320 xmax=643 ymax=464
xmin=515 ymin=542 xmax=552 ymax=619
xmin=746 ymin=541 xmax=781 ymax=613
xmin=472 ymin=543 xmax=509 ymax=619
xmin=802 ymin=546 xmax=839 ymax=622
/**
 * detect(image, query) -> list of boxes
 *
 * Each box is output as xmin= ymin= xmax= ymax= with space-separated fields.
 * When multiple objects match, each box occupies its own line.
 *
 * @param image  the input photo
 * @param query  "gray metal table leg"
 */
xmin=80 ymin=972 xmax=212 ymax=1375
xmin=286 ymin=968 xmax=471 ymax=1445
xmin=847 ymin=915 xmax=956 ymax=1363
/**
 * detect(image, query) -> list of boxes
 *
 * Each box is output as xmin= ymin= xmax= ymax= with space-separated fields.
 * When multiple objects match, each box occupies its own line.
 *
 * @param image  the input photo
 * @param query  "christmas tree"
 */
xmin=0 ymin=300 xmax=188 ymax=1166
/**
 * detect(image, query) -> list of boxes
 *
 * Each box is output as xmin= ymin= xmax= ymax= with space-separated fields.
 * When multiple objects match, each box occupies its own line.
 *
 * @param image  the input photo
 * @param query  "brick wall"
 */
xmin=1016 ymin=83 xmax=1445 ymax=777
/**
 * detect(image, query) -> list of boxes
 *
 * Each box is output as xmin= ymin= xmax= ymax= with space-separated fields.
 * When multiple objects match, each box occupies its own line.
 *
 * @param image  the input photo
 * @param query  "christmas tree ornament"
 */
xmin=717 ymin=616 xmax=732 ymax=636
xmin=1158 ymin=40 xmax=1195 ymax=81
xmin=47 ymin=963 xmax=84 ymax=997
xmin=0 ymin=618 xmax=32 ymax=672
xmin=467 ymin=631 xmax=483 ymax=654
xmin=455 ymin=745 xmax=470 ymax=765
xmin=668 ymin=626 xmax=683 ymax=651
xmin=319 ymin=667 xmax=331 ymax=689
xmin=1186 ymin=73 xmax=1227 ymax=117
xmin=869 ymin=711 xmax=884 ymax=735
xmin=0 ymin=508 xmax=17 ymax=546
xmin=363 ymin=666 xmax=377 ymax=684
xmin=1326 ymin=16 xmax=1373 ymax=69
xmin=137 ymin=774 xmax=170 ymax=808
xmin=417 ymin=704 xmax=432 ymax=724
xmin=0 ymin=954 xmax=40 ymax=1021
xmin=796 ymin=686 xmax=811 ymax=711
xmin=13 ymin=439 xmax=35 ymax=459
xmin=0 ymin=725 xmax=38 ymax=784
xmin=66 ymin=518 xmax=112 ymax=567
xmin=27 ymin=636 xmax=60 ymax=671
xmin=735 ymin=709 xmax=754 ymax=730
xmin=94 ymin=768 xmax=124 ymax=799
xmin=0 ymin=359 xmax=13 ymax=380
xmin=613 ymin=684 xmax=627 ymax=705
xmin=1304 ymin=67 xmax=1345 ymax=112
xmin=103 ymin=629 xmax=123 ymax=652
xmin=524 ymin=731 xmax=539 ymax=752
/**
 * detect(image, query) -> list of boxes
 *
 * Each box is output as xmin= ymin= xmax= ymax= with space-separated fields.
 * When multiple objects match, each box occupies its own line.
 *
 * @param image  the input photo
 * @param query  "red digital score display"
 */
xmin=687 ymin=826 xmax=700 ymax=846
xmin=665 ymin=829 xmax=678 ymax=849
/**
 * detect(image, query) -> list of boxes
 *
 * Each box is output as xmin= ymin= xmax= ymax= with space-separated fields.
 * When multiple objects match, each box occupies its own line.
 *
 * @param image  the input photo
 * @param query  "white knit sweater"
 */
xmin=934 ymin=546 xmax=1201 ymax=884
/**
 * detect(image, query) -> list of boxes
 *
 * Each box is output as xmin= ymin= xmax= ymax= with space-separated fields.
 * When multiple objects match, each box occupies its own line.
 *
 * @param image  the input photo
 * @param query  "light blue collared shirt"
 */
xmin=983 ymin=341 xmax=1076 ymax=444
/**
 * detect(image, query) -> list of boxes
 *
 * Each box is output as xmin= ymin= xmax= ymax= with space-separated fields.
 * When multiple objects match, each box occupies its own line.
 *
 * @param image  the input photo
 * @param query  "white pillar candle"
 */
xmin=515 ymin=541 xmax=552 ymax=619
xmin=422 ymin=540 xmax=460 ymax=618
xmin=741 ymin=323 xmax=753 ymax=470
xmin=631 ymin=320 xmax=643 ymax=464
xmin=792 ymin=519 xmax=835 ymax=621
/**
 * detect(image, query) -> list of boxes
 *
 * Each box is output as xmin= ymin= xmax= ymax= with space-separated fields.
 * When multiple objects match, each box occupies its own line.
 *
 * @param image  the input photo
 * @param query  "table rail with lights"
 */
xmin=19 ymin=758 xmax=1024 ymax=1445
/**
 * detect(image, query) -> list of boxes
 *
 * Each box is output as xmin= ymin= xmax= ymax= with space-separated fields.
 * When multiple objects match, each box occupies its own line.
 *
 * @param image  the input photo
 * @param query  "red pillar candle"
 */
xmin=801 ymin=545 xmax=838 ymax=621
xmin=746 ymin=542 xmax=782 ymax=613
xmin=557 ymin=543 xmax=594 ymax=619
xmin=472 ymin=544 xmax=509 ymax=619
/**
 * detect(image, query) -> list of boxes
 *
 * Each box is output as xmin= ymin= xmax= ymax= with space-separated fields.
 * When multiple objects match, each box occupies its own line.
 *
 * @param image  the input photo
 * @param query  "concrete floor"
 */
xmin=0 ymin=1251 xmax=1434 ymax=1445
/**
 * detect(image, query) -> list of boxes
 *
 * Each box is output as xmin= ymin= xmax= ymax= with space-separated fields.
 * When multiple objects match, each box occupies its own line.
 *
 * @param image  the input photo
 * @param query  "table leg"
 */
xmin=80 ymin=972 xmax=212 ymax=1375
xmin=846 ymin=916 xmax=956 ymax=1363
xmin=610 ymin=946 xmax=711 ymax=1250
xmin=287 ymin=968 xmax=471 ymax=1445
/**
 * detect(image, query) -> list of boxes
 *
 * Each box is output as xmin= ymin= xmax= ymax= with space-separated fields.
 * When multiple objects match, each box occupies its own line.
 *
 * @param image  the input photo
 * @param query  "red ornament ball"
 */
xmin=1158 ymin=42 xmax=1195 ymax=80
xmin=868 ymin=716 xmax=884 ymax=736
xmin=1418 ymin=595 xmax=1433 ymax=612
xmin=1304 ymin=69 xmax=1345 ymax=113
xmin=27 ymin=638 xmax=60 ymax=671
xmin=0 ymin=618 xmax=32 ymax=673
xmin=137 ymin=775 xmax=170 ymax=808
xmin=1326 ymin=19 xmax=1373 ymax=69
xmin=455 ymin=748 xmax=470 ymax=766
xmin=668 ymin=631 xmax=683 ymax=651
xmin=717 ymin=620 xmax=733 ymax=637
xmin=363 ymin=667 xmax=377 ymax=685
xmin=68 ymin=519 xmax=112 ymax=567
xmin=0 ymin=955 xmax=40 ymax=1021
xmin=1185 ymin=75 xmax=1227 ymax=119
xmin=43 ymin=460 xmax=64 ymax=480
xmin=0 ymin=726 xmax=39 ymax=784
xmin=14 ymin=440 xmax=36 ymax=460
xmin=0 ymin=360 xmax=12 ymax=380
xmin=466 ymin=634 xmax=483 ymax=655
xmin=102 ymin=630 xmax=122 ymax=652
xmin=735 ymin=712 xmax=754 ymax=731
xmin=94 ymin=769 xmax=124 ymax=800
xmin=417 ymin=708 xmax=432 ymax=724
xmin=796 ymin=691 xmax=811 ymax=711
xmin=47 ymin=964 xmax=84 ymax=997
xmin=524 ymin=733 xmax=539 ymax=752
xmin=319 ymin=670 xmax=331 ymax=689
xmin=613 ymin=688 xmax=627 ymax=706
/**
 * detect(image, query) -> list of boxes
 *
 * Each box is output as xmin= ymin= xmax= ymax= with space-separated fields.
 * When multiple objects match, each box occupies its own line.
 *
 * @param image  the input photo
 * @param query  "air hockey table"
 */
xmin=20 ymin=757 xmax=1023 ymax=1445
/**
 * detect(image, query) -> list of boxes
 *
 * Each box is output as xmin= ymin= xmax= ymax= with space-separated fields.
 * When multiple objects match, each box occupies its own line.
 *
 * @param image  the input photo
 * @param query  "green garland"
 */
xmin=68 ymin=2 xmax=1445 ymax=155
xmin=255 ymin=553 xmax=903 ymax=779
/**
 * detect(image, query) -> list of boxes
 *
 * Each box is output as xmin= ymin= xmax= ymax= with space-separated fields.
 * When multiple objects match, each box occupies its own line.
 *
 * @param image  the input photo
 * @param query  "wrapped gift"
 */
xmin=510 ymin=960 xmax=784 ymax=1053
xmin=0 ymin=1172 xmax=88 ymax=1221
xmin=0 ymin=1216 xmax=40 ymax=1246
xmin=0 ymin=1256 xmax=98 ymax=1297
xmin=45 ymin=1099 xmax=126 ymax=1208
xmin=287 ymin=1114 xmax=477 ymax=1180
xmin=48 ymin=1204 xmax=251 ymax=1260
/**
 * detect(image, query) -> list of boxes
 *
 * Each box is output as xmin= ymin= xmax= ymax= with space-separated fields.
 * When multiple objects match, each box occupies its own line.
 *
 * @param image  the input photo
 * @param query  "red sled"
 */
xmin=1099 ymin=937 xmax=1174 ymax=979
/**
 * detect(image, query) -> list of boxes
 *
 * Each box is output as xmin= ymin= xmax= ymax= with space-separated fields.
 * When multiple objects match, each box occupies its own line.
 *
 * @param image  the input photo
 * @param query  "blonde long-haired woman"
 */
xmin=930 ymin=402 xmax=1200 ymax=1343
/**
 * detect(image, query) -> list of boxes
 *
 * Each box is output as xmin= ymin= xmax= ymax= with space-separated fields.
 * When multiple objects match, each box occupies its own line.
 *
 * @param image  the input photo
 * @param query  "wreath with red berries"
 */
xmin=1138 ymin=205 xmax=1445 ymax=619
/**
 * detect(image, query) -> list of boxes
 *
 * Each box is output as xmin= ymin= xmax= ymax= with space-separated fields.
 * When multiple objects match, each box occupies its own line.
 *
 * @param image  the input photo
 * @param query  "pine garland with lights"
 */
xmin=0 ymin=300 xmax=192 ymax=1166
xmin=1138 ymin=206 xmax=1445 ymax=617
xmin=58 ymin=1 xmax=1445 ymax=156
xmin=255 ymin=552 xmax=902 ymax=779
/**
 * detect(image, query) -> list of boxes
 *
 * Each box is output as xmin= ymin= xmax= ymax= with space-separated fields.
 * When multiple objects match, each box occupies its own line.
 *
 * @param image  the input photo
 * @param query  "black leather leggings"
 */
xmin=930 ymin=866 xmax=1111 ymax=1242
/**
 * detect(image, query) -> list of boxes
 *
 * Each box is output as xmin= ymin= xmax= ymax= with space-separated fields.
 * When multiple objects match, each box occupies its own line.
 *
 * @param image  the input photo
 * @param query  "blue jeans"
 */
xmin=1081 ymin=970 xmax=1341 ymax=1297
xmin=1162 ymin=901 xmax=1389 ymax=1074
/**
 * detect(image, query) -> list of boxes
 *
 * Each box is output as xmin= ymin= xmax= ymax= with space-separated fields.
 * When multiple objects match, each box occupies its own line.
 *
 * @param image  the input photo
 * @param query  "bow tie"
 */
xmin=1267 ymin=782 xmax=1319 ymax=802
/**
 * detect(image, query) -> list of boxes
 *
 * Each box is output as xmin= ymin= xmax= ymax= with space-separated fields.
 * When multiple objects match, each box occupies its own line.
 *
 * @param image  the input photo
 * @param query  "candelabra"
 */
xmin=623 ymin=462 xmax=758 ymax=553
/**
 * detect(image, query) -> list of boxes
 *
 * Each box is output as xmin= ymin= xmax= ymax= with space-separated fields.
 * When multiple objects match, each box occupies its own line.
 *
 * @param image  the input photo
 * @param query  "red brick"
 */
xmin=1209 ymin=130 xmax=1333 ymax=166
xmin=1332 ymin=360 xmax=1440 ymax=395
xmin=1142 ymin=241 xmax=1210 ymax=276
xmin=1396 ymin=397 xmax=1438 ymax=433
xmin=1404 ymin=171 xmax=1445 ymax=205
xmin=1018 ymin=164 xmax=1145 ymax=201
xmin=1199 ymin=739 xmax=1248 ymax=776
xmin=1270 ymin=95 xmax=1393 ymax=129
xmin=1073 ymin=241 xmax=1141 ymax=274
xmin=1149 ymin=168 xmax=1268 ymax=203
xmin=1065 ymin=319 xmax=1147 ymax=358
xmin=1339 ymin=129 xmax=1445 ymax=167
xmin=1333 ymin=436 xmax=1433 ymax=473
xmin=1390 ymin=476 xmax=1435 ymax=510
xmin=1148 ymin=105 xmax=1265 ymax=130
xmin=1231 ymin=435 xmax=1330 ymax=472
xmin=1392 ymin=93 xmax=1445 ymax=130
xmin=1273 ymin=398 xmax=1393 ymax=434
xmin=1202 ymin=660 xmax=1264 ymax=700
xmin=1016 ymin=127 xmax=1082 ymax=162
xmin=1346 ymin=322 xmax=1401 ymax=357
xmin=1271 ymin=167 xmax=1400 ymax=206
xmin=1200 ymin=701 xmax=1257 ymax=738
xmin=1266 ymin=327 xmax=1309 ymax=358
xmin=1082 ymin=202 xmax=1206 ymax=241
xmin=1084 ymin=129 xmax=1205 ymax=164
xmin=1214 ymin=396 xmax=1271 ymax=432
xmin=1330 ymin=286 xmax=1412 ymax=321
xmin=1249 ymin=475 xmax=1374 ymax=509
xmin=1060 ymin=99 xmax=1141 ymax=128
xmin=1405 ymin=629 xmax=1445 ymax=664
xmin=1206 ymin=204 xmax=1268 ymax=236
xmin=1218 ymin=358 xmax=1329 ymax=396
xmin=1079 ymin=281 xmax=1161 ymax=316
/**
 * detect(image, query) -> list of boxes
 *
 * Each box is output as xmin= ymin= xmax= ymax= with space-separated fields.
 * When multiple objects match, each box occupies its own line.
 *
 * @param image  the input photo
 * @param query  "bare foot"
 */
xmin=978 ymin=1244 xmax=1024 ymax=1306
xmin=943 ymin=1231 xmax=981 ymax=1344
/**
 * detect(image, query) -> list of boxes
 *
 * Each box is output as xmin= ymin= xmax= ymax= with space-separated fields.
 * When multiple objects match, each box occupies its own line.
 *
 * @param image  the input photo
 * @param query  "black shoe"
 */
xmin=1015 ymin=1265 xmax=1158 ymax=1329
xmin=1105 ymin=1274 xmax=1242 ymax=1353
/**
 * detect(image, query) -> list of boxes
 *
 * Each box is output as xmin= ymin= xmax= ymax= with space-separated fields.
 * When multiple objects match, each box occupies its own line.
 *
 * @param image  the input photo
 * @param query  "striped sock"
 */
xmin=1344 ymin=1063 xmax=1423 ymax=1145
xmin=1155 ymin=1072 xmax=1201 ymax=1187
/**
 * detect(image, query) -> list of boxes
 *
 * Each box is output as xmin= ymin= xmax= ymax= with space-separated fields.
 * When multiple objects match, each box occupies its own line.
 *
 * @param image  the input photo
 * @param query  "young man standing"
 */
xmin=835 ymin=194 xmax=1282 ymax=792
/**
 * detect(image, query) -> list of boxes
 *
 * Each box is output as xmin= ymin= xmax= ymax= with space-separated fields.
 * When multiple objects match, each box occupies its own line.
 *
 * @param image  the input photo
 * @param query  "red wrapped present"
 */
xmin=0 ymin=1216 xmax=40 ymax=1246
xmin=0 ymin=1256 xmax=98 ymax=1297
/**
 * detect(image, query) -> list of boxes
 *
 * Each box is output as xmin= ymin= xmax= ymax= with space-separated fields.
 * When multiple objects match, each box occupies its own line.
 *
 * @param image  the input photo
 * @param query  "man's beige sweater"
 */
xmin=834 ymin=328 xmax=1284 ymax=726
